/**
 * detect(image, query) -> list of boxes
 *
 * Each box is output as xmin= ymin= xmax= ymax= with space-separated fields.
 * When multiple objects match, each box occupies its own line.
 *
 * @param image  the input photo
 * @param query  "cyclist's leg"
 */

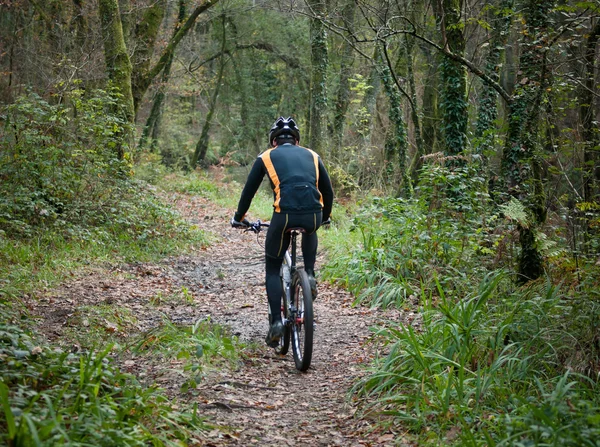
xmin=299 ymin=212 xmax=322 ymax=299
xmin=264 ymin=213 xmax=291 ymax=322
xmin=299 ymin=211 xmax=322 ymax=273
xmin=265 ymin=256 xmax=283 ymax=321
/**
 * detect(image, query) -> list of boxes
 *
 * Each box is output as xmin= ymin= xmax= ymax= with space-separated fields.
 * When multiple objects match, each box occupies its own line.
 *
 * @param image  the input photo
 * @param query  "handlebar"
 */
xmin=239 ymin=220 xmax=270 ymax=233
xmin=233 ymin=218 xmax=330 ymax=233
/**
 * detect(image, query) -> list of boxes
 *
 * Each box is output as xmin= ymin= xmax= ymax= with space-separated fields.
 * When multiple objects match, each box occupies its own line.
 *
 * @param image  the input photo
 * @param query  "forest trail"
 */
xmin=32 ymin=186 xmax=409 ymax=446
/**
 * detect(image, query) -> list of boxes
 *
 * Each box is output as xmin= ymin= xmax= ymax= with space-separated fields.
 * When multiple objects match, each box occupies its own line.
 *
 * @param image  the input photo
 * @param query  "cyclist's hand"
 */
xmin=230 ymin=217 xmax=249 ymax=228
xmin=322 ymin=218 xmax=332 ymax=227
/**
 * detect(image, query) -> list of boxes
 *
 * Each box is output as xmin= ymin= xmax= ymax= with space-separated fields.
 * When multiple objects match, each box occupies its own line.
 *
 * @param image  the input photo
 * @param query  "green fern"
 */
xmin=500 ymin=197 xmax=531 ymax=228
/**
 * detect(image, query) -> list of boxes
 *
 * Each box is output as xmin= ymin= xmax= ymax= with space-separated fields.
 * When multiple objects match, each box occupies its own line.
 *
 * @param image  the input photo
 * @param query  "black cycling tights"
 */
xmin=264 ymin=212 xmax=321 ymax=322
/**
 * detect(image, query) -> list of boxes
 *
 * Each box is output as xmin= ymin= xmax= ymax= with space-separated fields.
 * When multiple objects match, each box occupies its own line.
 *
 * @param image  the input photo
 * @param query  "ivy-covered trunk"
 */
xmin=502 ymin=0 xmax=555 ymax=283
xmin=98 ymin=0 xmax=135 ymax=158
xmin=307 ymin=0 xmax=328 ymax=155
xmin=377 ymin=44 xmax=409 ymax=195
xmin=475 ymin=0 xmax=514 ymax=167
xmin=437 ymin=0 xmax=467 ymax=156
xmin=332 ymin=0 xmax=356 ymax=155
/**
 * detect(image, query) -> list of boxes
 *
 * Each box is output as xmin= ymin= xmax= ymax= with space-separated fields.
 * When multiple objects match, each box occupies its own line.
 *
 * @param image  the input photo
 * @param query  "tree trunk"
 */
xmin=139 ymin=0 xmax=187 ymax=152
xmin=581 ymin=19 xmax=600 ymax=201
xmin=475 ymin=0 xmax=514 ymax=168
xmin=69 ymin=0 xmax=87 ymax=48
xmin=502 ymin=0 xmax=555 ymax=283
xmin=437 ymin=0 xmax=468 ymax=156
xmin=191 ymin=16 xmax=227 ymax=168
xmin=131 ymin=0 xmax=167 ymax=116
xmin=361 ymin=47 xmax=381 ymax=150
xmin=377 ymin=43 xmax=409 ymax=195
xmin=404 ymin=33 xmax=424 ymax=182
xmin=307 ymin=0 xmax=328 ymax=155
xmin=134 ymin=0 xmax=219 ymax=118
xmin=332 ymin=0 xmax=356 ymax=156
xmin=118 ymin=0 xmax=131 ymax=41
xmin=191 ymin=60 xmax=225 ymax=167
xmin=98 ymin=0 xmax=135 ymax=158
xmin=421 ymin=46 xmax=439 ymax=155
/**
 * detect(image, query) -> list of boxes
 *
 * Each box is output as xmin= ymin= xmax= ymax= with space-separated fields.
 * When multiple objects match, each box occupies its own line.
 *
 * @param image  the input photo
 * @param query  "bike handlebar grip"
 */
xmin=231 ymin=217 xmax=250 ymax=228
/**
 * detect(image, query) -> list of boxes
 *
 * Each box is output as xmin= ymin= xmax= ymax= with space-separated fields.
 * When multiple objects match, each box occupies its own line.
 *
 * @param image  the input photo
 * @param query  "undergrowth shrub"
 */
xmin=0 ymin=88 xmax=134 ymax=237
xmin=324 ymin=158 xmax=498 ymax=307
xmin=353 ymin=273 xmax=600 ymax=445
xmin=0 ymin=89 xmax=207 ymax=297
xmin=0 ymin=305 xmax=207 ymax=446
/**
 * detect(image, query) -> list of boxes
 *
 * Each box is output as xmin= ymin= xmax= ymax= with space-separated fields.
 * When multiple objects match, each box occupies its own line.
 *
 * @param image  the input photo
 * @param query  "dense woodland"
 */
xmin=1 ymin=0 xmax=600 ymax=445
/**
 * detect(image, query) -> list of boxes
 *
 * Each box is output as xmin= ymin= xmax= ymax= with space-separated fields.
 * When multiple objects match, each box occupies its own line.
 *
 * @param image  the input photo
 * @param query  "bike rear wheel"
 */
xmin=290 ymin=269 xmax=314 ymax=371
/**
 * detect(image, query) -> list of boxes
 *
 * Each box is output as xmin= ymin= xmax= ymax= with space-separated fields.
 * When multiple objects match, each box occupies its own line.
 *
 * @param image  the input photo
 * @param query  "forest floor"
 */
xmin=28 ymin=186 xmax=417 ymax=446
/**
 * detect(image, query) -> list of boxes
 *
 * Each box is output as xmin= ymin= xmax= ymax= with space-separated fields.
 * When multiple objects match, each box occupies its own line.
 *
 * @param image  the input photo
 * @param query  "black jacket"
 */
xmin=234 ymin=144 xmax=334 ymax=221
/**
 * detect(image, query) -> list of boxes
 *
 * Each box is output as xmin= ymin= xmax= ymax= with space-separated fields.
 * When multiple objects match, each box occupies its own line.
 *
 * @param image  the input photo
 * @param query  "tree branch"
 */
xmin=189 ymin=41 xmax=300 ymax=71
xmin=143 ymin=0 xmax=220 ymax=88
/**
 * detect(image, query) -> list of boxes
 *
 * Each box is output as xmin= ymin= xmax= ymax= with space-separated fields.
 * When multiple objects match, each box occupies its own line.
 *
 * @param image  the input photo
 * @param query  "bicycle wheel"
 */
xmin=290 ymin=269 xmax=314 ymax=371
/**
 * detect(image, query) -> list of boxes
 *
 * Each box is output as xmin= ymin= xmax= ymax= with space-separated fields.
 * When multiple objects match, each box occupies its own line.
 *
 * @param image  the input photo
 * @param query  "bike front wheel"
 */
xmin=290 ymin=269 xmax=314 ymax=371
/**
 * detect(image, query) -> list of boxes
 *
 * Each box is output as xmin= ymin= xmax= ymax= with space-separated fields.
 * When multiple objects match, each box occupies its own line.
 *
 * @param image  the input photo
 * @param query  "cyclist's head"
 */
xmin=269 ymin=116 xmax=300 ymax=147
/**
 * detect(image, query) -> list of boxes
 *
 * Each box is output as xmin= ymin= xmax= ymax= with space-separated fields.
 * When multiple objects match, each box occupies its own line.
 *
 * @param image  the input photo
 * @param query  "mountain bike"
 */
xmin=242 ymin=220 xmax=314 ymax=371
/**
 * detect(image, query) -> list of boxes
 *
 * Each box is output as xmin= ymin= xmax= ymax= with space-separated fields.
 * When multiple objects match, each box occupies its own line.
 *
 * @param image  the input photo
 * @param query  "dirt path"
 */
xmin=32 ymin=191 xmax=410 ymax=446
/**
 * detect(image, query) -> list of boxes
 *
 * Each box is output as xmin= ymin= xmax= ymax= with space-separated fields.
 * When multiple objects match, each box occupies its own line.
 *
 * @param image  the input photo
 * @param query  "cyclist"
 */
xmin=231 ymin=117 xmax=334 ymax=347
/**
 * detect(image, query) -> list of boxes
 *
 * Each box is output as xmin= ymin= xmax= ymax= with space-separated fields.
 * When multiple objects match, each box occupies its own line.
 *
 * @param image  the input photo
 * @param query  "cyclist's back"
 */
xmin=259 ymin=143 xmax=324 ymax=215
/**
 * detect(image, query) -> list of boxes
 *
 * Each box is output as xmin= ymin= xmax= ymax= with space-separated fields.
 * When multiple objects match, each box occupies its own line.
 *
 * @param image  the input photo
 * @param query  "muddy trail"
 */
xmin=31 ymin=191 xmax=414 ymax=446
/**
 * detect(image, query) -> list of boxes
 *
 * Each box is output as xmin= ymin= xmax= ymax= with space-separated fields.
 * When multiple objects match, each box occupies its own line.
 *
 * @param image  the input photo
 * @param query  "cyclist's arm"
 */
xmin=318 ymin=158 xmax=334 ymax=222
xmin=234 ymin=157 xmax=266 ymax=222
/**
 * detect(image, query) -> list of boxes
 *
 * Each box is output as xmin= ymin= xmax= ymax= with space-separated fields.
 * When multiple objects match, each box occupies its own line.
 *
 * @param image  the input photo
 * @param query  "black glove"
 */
xmin=322 ymin=218 xmax=331 ymax=226
xmin=231 ymin=217 xmax=249 ymax=228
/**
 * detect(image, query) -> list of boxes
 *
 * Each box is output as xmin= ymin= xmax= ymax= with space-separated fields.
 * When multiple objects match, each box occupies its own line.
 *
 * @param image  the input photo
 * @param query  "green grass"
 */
xmin=61 ymin=304 xmax=138 ymax=350
xmin=131 ymin=316 xmax=245 ymax=392
xmin=0 ymin=167 xmax=254 ymax=445
xmin=350 ymin=271 xmax=600 ymax=445
xmin=0 ymin=304 xmax=209 ymax=446
xmin=319 ymin=175 xmax=600 ymax=445
xmin=0 ymin=225 xmax=206 ymax=300
xmin=160 ymin=170 xmax=275 ymax=221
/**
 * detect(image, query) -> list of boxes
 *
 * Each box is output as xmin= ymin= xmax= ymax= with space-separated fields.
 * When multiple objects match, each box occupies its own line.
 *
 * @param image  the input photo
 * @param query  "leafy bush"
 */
xmin=0 ymin=305 xmax=207 ymax=446
xmin=324 ymin=158 xmax=498 ymax=307
xmin=0 ymin=90 xmax=208 ymax=298
xmin=0 ymin=88 xmax=134 ymax=237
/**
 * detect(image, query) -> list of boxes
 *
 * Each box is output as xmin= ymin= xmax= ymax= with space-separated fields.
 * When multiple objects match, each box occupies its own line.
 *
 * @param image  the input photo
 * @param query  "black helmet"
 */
xmin=269 ymin=116 xmax=300 ymax=147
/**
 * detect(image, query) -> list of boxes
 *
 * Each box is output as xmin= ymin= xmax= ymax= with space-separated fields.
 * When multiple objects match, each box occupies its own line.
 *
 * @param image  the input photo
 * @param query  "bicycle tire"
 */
xmin=290 ymin=269 xmax=314 ymax=371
